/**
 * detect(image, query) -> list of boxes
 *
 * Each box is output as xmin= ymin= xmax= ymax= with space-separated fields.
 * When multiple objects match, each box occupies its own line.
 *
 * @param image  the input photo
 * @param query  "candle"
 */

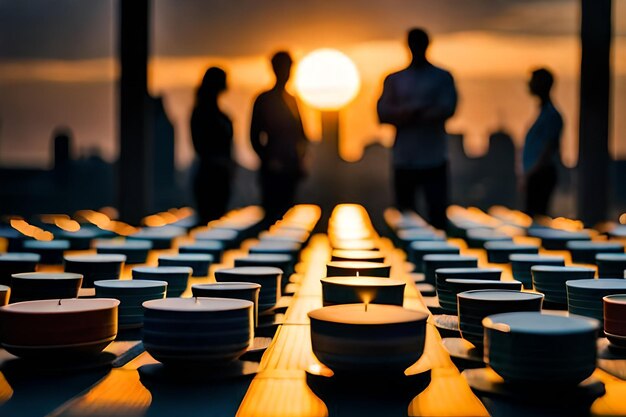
xmin=132 ymin=266 xmax=192 ymax=298
xmin=95 ymin=239 xmax=153 ymax=264
xmin=94 ymin=279 xmax=167 ymax=329
xmin=64 ymin=254 xmax=126 ymax=288
xmin=326 ymin=261 xmax=391 ymax=278
xmin=142 ymin=297 xmax=253 ymax=366
xmin=214 ymin=266 xmax=282 ymax=312
xmin=10 ymin=272 xmax=83 ymax=303
xmin=0 ymin=253 xmax=40 ymax=286
xmin=331 ymin=250 xmax=385 ymax=263
xmin=308 ymin=304 xmax=428 ymax=374
xmin=191 ymin=282 xmax=261 ymax=326
xmin=0 ymin=298 xmax=119 ymax=358
xmin=321 ymin=276 xmax=405 ymax=306
xmin=158 ymin=254 xmax=213 ymax=277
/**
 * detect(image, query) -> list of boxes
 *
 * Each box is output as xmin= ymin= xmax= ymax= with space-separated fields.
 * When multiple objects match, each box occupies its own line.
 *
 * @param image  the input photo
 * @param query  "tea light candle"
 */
xmin=23 ymin=240 xmax=70 ymax=265
xmin=194 ymin=229 xmax=239 ymax=249
xmin=331 ymin=250 xmax=385 ymax=263
xmin=142 ymin=297 xmax=253 ymax=366
xmin=326 ymin=261 xmax=391 ymax=278
xmin=10 ymin=272 xmax=83 ymax=303
xmin=321 ymin=276 xmax=405 ymax=306
xmin=0 ymin=253 xmax=40 ymax=286
xmin=158 ymin=254 xmax=213 ymax=277
xmin=308 ymin=304 xmax=428 ymax=374
xmin=128 ymin=226 xmax=186 ymax=249
xmin=64 ymin=254 xmax=126 ymax=288
xmin=331 ymin=239 xmax=379 ymax=251
xmin=94 ymin=279 xmax=167 ymax=329
xmin=95 ymin=239 xmax=153 ymax=264
xmin=0 ymin=298 xmax=119 ymax=358
xmin=191 ymin=282 xmax=261 ymax=326
xmin=178 ymin=241 xmax=225 ymax=263
xmin=214 ymin=266 xmax=282 ymax=312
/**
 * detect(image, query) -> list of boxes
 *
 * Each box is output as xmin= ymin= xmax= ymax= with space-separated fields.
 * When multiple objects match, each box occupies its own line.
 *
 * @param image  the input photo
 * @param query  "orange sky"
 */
xmin=0 ymin=32 xmax=625 ymax=170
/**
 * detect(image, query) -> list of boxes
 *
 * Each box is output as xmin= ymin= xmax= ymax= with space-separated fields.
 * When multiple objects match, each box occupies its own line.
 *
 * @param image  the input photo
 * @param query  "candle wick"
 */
xmin=58 ymin=299 xmax=62 ymax=306
xmin=195 ymin=296 xmax=199 ymax=304
xmin=364 ymin=302 xmax=368 ymax=312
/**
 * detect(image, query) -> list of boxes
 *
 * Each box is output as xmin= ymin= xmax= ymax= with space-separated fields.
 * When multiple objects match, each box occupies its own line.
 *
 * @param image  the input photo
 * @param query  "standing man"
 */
xmin=377 ymin=28 xmax=457 ymax=230
xmin=250 ymin=51 xmax=308 ymax=225
xmin=521 ymin=68 xmax=563 ymax=218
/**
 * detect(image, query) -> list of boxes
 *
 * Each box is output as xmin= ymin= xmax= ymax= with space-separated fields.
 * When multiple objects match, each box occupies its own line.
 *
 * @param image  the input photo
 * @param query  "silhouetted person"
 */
xmin=521 ymin=68 xmax=563 ymax=217
xmin=52 ymin=127 xmax=72 ymax=171
xmin=377 ymin=28 xmax=457 ymax=230
xmin=191 ymin=67 xmax=233 ymax=225
xmin=251 ymin=51 xmax=308 ymax=224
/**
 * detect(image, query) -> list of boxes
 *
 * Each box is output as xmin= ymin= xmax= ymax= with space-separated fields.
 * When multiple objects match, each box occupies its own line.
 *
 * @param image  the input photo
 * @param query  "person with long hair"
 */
xmin=191 ymin=67 xmax=233 ymax=225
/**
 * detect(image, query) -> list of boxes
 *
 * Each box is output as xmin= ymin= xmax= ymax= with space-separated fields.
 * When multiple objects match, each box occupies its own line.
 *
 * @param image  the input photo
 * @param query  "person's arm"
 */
xmin=190 ymin=108 xmax=208 ymax=157
xmin=419 ymin=72 xmax=457 ymax=122
xmin=377 ymin=75 xmax=414 ymax=127
xmin=526 ymin=112 xmax=562 ymax=176
xmin=250 ymin=97 xmax=265 ymax=158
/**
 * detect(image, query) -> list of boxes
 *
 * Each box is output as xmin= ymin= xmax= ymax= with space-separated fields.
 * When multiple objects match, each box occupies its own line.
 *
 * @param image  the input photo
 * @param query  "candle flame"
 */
xmin=356 ymin=271 xmax=359 ymax=277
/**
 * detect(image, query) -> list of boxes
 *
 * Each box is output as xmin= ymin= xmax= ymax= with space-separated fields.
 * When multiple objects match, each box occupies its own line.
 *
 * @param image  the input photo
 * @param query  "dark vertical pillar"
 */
xmin=577 ymin=0 xmax=612 ymax=225
xmin=321 ymin=111 xmax=340 ymax=160
xmin=118 ymin=0 xmax=152 ymax=224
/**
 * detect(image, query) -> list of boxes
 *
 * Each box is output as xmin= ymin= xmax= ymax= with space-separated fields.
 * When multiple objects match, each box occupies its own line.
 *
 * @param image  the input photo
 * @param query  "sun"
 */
xmin=294 ymin=48 xmax=361 ymax=111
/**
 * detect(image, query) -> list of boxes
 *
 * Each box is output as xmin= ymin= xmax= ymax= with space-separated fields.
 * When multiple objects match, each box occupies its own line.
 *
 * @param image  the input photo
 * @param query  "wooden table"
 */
xmin=2 ymin=234 xmax=626 ymax=416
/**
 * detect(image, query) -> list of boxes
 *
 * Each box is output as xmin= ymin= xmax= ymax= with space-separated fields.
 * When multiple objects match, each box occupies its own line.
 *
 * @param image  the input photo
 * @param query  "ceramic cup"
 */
xmin=435 ymin=268 xmax=502 ymax=314
xmin=510 ymin=254 xmax=565 ymax=289
xmin=95 ymin=239 xmax=153 ymax=264
xmin=192 ymin=282 xmax=261 ymax=326
xmin=531 ymin=265 xmax=595 ymax=306
xmin=158 ymin=254 xmax=213 ymax=277
xmin=408 ymin=242 xmax=460 ymax=273
xmin=566 ymin=278 xmax=626 ymax=326
xmin=483 ymin=312 xmax=599 ymax=385
xmin=214 ymin=266 xmax=282 ymax=312
xmin=596 ymin=253 xmax=626 ymax=278
xmin=484 ymin=241 xmax=539 ymax=264
xmin=10 ymin=272 xmax=83 ymax=303
xmin=23 ymin=240 xmax=70 ymax=265
xmin=422 ymin=255 xmax=478 ymax=286
xmin=94 ymin=279 xmax=167 ymax=329
xmin=64 ymin=254 xmax=126 ymax=288
xmin=457 ymin=289 xmax=543 ymax=348
xmin=142 ymin=297 xmax=253 ymax=367
xmin=0 ymin=253 xmax=40 ymax=286
xmin=566 ymin=241 xmax=624 ymax=265
xmin=132 ymin=266 xmax=192 ymax=297
xmin=603 ymin=294 xmax=626 ymax=347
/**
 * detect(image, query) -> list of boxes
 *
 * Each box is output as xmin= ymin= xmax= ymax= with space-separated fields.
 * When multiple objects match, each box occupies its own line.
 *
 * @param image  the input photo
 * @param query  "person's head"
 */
xmin=197 ymin=67 xmax=227 ymax=102
xmin=529 ymin=68 xmax=554 ymax=99
xmin=271 ymin=51 xmax=293 ymax=87
xmin=408 ymin=28 xmax=430 ymax=62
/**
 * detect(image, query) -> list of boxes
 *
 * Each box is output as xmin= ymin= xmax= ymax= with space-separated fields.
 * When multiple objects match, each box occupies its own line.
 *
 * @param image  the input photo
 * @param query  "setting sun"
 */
xmin=294 ymin=48 xmax=361 ymax=111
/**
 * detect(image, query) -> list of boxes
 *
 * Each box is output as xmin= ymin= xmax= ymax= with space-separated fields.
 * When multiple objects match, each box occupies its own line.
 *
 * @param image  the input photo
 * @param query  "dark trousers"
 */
xmin=194 ymin=165 xmax=231 ymax=225
xmin=260 ymin=170 xmax=300 ymax=226
xmin=394 ymin=163 xmax=448 ymax=230
xmin=525 ymin=165 xmax=557 ymax=217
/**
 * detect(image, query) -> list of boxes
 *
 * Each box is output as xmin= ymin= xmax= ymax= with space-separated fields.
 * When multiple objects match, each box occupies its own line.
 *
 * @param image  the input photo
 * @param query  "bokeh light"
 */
xmin=295 ymin=49 xmax=361 ymax=110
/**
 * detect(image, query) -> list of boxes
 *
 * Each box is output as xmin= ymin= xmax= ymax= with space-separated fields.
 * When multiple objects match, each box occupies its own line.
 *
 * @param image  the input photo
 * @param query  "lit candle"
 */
xmin=321 ymin=276 xmax=405 ymax=307
xmin=308 ymin=304 xmax=428 ymax=374
xmin=0 ymin=298 xmax=119 ymax=358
